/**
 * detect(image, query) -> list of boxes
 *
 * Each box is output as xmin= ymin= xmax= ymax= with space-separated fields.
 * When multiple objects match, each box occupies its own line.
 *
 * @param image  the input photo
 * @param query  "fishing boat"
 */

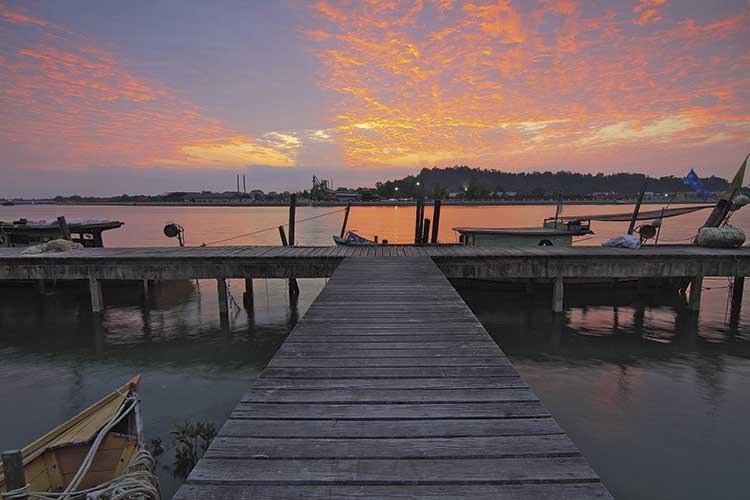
xmin=454 ymin=217 xmax=593 ymax=247
xmin=333 ymin=230 xmax=375 ymax=246
xmin=0 ymin=219 xmax=124 ymax=248
xmin=0 ymin=376 xmax=157 ymax=498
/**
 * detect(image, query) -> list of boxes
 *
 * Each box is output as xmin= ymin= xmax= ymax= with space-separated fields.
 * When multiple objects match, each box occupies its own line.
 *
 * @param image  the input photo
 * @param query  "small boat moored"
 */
xmin=0 ymin=376 xmax=160 ymax=499
xmin=333 ymin=230 xmax=375 ymax=246
xmin=0 ymin=219 xmax=124 ymax=248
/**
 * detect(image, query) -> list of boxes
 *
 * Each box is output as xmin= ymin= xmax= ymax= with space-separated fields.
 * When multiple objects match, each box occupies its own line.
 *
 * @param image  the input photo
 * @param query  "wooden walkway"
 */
xmin=173 ymin=257 xmax=613 ymax=500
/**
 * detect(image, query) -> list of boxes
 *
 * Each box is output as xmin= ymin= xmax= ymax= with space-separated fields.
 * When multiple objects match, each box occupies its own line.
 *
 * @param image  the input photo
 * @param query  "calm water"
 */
xmin=1 ymin=204 xmax=749 ymax=499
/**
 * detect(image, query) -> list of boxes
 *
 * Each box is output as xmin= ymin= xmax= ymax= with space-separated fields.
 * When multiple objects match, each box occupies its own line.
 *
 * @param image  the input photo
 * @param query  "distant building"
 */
xmin=334 ymin=191 xmax=362 ymax=202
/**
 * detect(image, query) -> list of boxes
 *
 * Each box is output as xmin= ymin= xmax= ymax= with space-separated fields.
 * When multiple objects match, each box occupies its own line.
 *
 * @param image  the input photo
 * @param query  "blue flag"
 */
xmin=683 ymin=169 xmax=708 ymax=200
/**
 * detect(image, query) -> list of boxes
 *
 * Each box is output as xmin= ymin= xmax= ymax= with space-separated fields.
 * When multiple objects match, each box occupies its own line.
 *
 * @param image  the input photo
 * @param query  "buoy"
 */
xmin=695 ymin=226 xmax=745 ymax=248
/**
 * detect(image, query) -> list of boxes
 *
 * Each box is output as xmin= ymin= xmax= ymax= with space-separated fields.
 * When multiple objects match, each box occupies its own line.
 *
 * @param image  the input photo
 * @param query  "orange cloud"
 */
xmin=633 ymin=0 xmax=667 ymax=25
xmin=306 ymin=0 xmax=750 ymax=171
xmin=0 ymin=3 xmax=298 ymax=170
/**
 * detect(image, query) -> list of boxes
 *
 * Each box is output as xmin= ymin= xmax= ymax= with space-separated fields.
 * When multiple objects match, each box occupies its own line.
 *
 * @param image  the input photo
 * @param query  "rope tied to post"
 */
xmin=200 ymin=207 xmax=347 ymax=246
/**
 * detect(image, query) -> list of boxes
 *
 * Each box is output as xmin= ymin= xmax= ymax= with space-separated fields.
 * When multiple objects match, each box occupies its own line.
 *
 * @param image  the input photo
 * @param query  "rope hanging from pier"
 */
xmin=201 ymin=207 xmax=347 ymax=246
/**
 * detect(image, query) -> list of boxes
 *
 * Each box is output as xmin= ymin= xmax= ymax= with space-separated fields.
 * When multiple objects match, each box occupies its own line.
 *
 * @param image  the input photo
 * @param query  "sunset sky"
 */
xmin=1 ymin=0 xmax=748 ymax=197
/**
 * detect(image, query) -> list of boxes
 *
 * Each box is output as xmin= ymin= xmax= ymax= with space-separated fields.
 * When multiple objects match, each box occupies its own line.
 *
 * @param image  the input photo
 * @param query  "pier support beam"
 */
xmin=731 ymin=276 xmax=744 ymax=311
xmin=688 ymin=275 xmax=703 ymax=311
xmin=243 ymin=278 xmax=254 ymax=310
xmin=730 ymin=276 xmax=744 ymax=329
xmin=142 ymin=279 xmax=150 ymax=302
xmin=217 ymin=278 xmax=229 ymax=318
xmin=89 ymin=277 xmax=103 ymax=313
xmin=552 ymin=277 xmax=564 ymax=313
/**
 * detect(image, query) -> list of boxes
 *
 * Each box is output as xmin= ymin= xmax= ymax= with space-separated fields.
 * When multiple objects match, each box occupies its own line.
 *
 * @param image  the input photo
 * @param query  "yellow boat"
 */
xmin=0 ymin=376 xmax=144 ymax=496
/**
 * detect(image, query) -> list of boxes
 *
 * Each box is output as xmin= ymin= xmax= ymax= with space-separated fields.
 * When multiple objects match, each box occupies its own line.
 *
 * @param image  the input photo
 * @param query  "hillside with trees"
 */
xmin=375 ymin=166 xmax=728 ymax=200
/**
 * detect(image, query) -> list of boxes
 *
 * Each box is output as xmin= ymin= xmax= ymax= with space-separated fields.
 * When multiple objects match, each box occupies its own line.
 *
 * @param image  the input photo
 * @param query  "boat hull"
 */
xmin=0 ymin=376 xmax=143 ymax=495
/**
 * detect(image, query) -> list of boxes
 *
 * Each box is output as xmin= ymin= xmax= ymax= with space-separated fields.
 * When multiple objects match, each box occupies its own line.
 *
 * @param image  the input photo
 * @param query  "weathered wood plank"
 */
xmin=261 ymin=366 xmax=521 ymax=378
xmin=266 ymin=357 xmax=512 ymax=368
xmin=231 ymin=401 xmax=547 ymax=419
xmin=249 ymin=377 xmax=526 ymax=390
xmin=205 ymin=434 xmax=578 ymax=459
xmin=219 ymin=417 xmax=565 ymax=438
xmin=186 ymin=457 xmax=601 ymax=484
xmin=174 ymin=483 xmax=613 ymax=500
xmin=241 ymin=388 xmax=537 ymax=403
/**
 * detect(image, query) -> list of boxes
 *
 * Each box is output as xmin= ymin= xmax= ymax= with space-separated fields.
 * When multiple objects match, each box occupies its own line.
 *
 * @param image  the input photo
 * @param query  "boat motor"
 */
xmin=164 ymin=223 xmax=185 ymax=247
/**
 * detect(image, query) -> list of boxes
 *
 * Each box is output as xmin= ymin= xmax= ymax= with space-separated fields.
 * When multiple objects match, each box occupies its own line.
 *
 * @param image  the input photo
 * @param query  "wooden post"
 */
xmin=730 ymin=276 xmax=744 ymax=331
xmin=2 ymin=450 xmax=28 ymax=500
xmin=288 ymin=193 xmax=296 ymax=246
xmin=217 ymin=278 xmax=229 ymax=322
xmin=89 ymin=277 xmax=103 ymax=313
xmin=278 ymin=226 xmax=288 ymax=246
xmin=57 ymin=216 xmax=71 ymax=241
xmin=688 ymin=275 xmax=703 ymax=311
xmin=552 ymin=277 xmax=564 ymax=312
xmin=142 ymin=279 xmax=150 ymax=302
xmin=627 ymin=183 xmax=647 ymax=235
xmin=278 ymin=221 xmax=299 ymax=296
xmin=243 ymin=278 xmax=254 ymax=310
xmin=421 ymin=218 xmax=431 ymax=245
xmin=340 ymin=202 xmax=351 ymax=238
xmin=731 ymin=276 xmax=744 ymax=311
xmin=38 ymin=279 xmax=46 ymax=295
xmin=431 ymin=199 xmax=441 ymax=244
xmin=414 ymin=199 xmax=424 ymax=244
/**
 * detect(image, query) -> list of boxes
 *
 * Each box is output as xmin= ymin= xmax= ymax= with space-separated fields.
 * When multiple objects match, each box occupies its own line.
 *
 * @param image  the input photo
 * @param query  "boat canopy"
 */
xmin=556 ymin=205 xmax=713 ymax=223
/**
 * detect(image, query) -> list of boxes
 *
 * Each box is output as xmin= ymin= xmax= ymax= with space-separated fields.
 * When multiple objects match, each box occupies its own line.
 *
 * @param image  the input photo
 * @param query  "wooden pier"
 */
xmin=173 ymin=257 xmax=613 ymax=499
xmin=1 ymin=245 xmax=748 ymax=313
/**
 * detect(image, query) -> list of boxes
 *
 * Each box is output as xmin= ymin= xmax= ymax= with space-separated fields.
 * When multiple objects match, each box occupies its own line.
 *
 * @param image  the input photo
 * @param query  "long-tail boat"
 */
xmin=0 ymin=376 xmax=145 ymax=496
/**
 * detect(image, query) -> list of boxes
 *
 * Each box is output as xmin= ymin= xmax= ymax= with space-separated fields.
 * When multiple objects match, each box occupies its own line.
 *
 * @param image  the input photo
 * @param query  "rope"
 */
xmin=58 ymin=397 xmax=138 ymax=500
xmin=201 ymin=207 xmax=347 ymax=246
xmin=22 ymin=450 xmax=160 ymax=500
xmin=1 ymin=485 xmax=30 ymax=499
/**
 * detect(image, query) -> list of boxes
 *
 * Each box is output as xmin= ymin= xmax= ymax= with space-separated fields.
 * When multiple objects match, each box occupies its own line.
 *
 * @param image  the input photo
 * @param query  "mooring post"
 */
xmin=730 ymin=276 xmax=744 ymax=327
xmin=431 ymin=199 xmax=441 ymax=244
xmin=688 ymin=275 xmax=703 ymax=311
xmin=288 ymin=193 xmax=296 ymax=246
xmin=278 ymin=225 xmax=288 ymax=246
xmin=731 ymin=276 xmax=744 ymax=312
xmin=142 ymin=279 xmax=150 ymax=302
xmin=2 ymin=450 xmax=28 ymax=500
xmin=421 ymin=218 xmax=431 ymax=245
xmin=340 ymin=202 xmax=351 ymax=238
xmin=414 ymin=199 xmax=424 ymax=244
xmin=89 ymin=277 xmax=103 ymax=313
xmin=243 ymin=278 xmax=254 ymax=310
xmin=552 ymin=277 xmax=564 ymax=313
xmin=57 ymin=216 xmax=72 ymax=241
xmin=217 ymin=278 xmax=229 ymax=325
xmin=217 ymin=278 xmax=229 ymax=314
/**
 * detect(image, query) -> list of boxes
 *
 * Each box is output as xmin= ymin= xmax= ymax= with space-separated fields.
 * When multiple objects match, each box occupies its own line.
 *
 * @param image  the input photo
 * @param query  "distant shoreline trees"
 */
xmin=373 ymin=166 xmax=729 ymax=200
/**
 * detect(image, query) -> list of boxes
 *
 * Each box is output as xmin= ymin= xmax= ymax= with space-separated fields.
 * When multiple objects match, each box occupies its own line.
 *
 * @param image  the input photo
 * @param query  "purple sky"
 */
xmin=1 ymin=0 xmax=748 ymax=197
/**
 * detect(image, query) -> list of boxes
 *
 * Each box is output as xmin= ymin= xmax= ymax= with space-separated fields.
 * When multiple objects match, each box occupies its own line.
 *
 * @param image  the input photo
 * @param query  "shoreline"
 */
xmin=8 ymin=199 xmax=715 ymax=208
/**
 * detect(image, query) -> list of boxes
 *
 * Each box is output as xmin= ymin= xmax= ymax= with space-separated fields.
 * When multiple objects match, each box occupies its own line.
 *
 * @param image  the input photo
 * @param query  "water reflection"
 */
xmin=454 ymin=279 xmax=750 ymax=500
xmin=0 ymin=278 xmax=323 ymax=498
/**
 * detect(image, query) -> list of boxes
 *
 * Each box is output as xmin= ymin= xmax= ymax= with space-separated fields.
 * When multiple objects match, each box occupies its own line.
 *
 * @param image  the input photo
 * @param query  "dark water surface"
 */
xmin=1 ymin=204 xmax=749 ymax=499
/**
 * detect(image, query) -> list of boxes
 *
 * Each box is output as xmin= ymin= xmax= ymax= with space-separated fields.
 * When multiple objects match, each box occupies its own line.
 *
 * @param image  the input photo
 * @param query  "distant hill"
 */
xmin=375 ymin=166 xmax=729 ymax=199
